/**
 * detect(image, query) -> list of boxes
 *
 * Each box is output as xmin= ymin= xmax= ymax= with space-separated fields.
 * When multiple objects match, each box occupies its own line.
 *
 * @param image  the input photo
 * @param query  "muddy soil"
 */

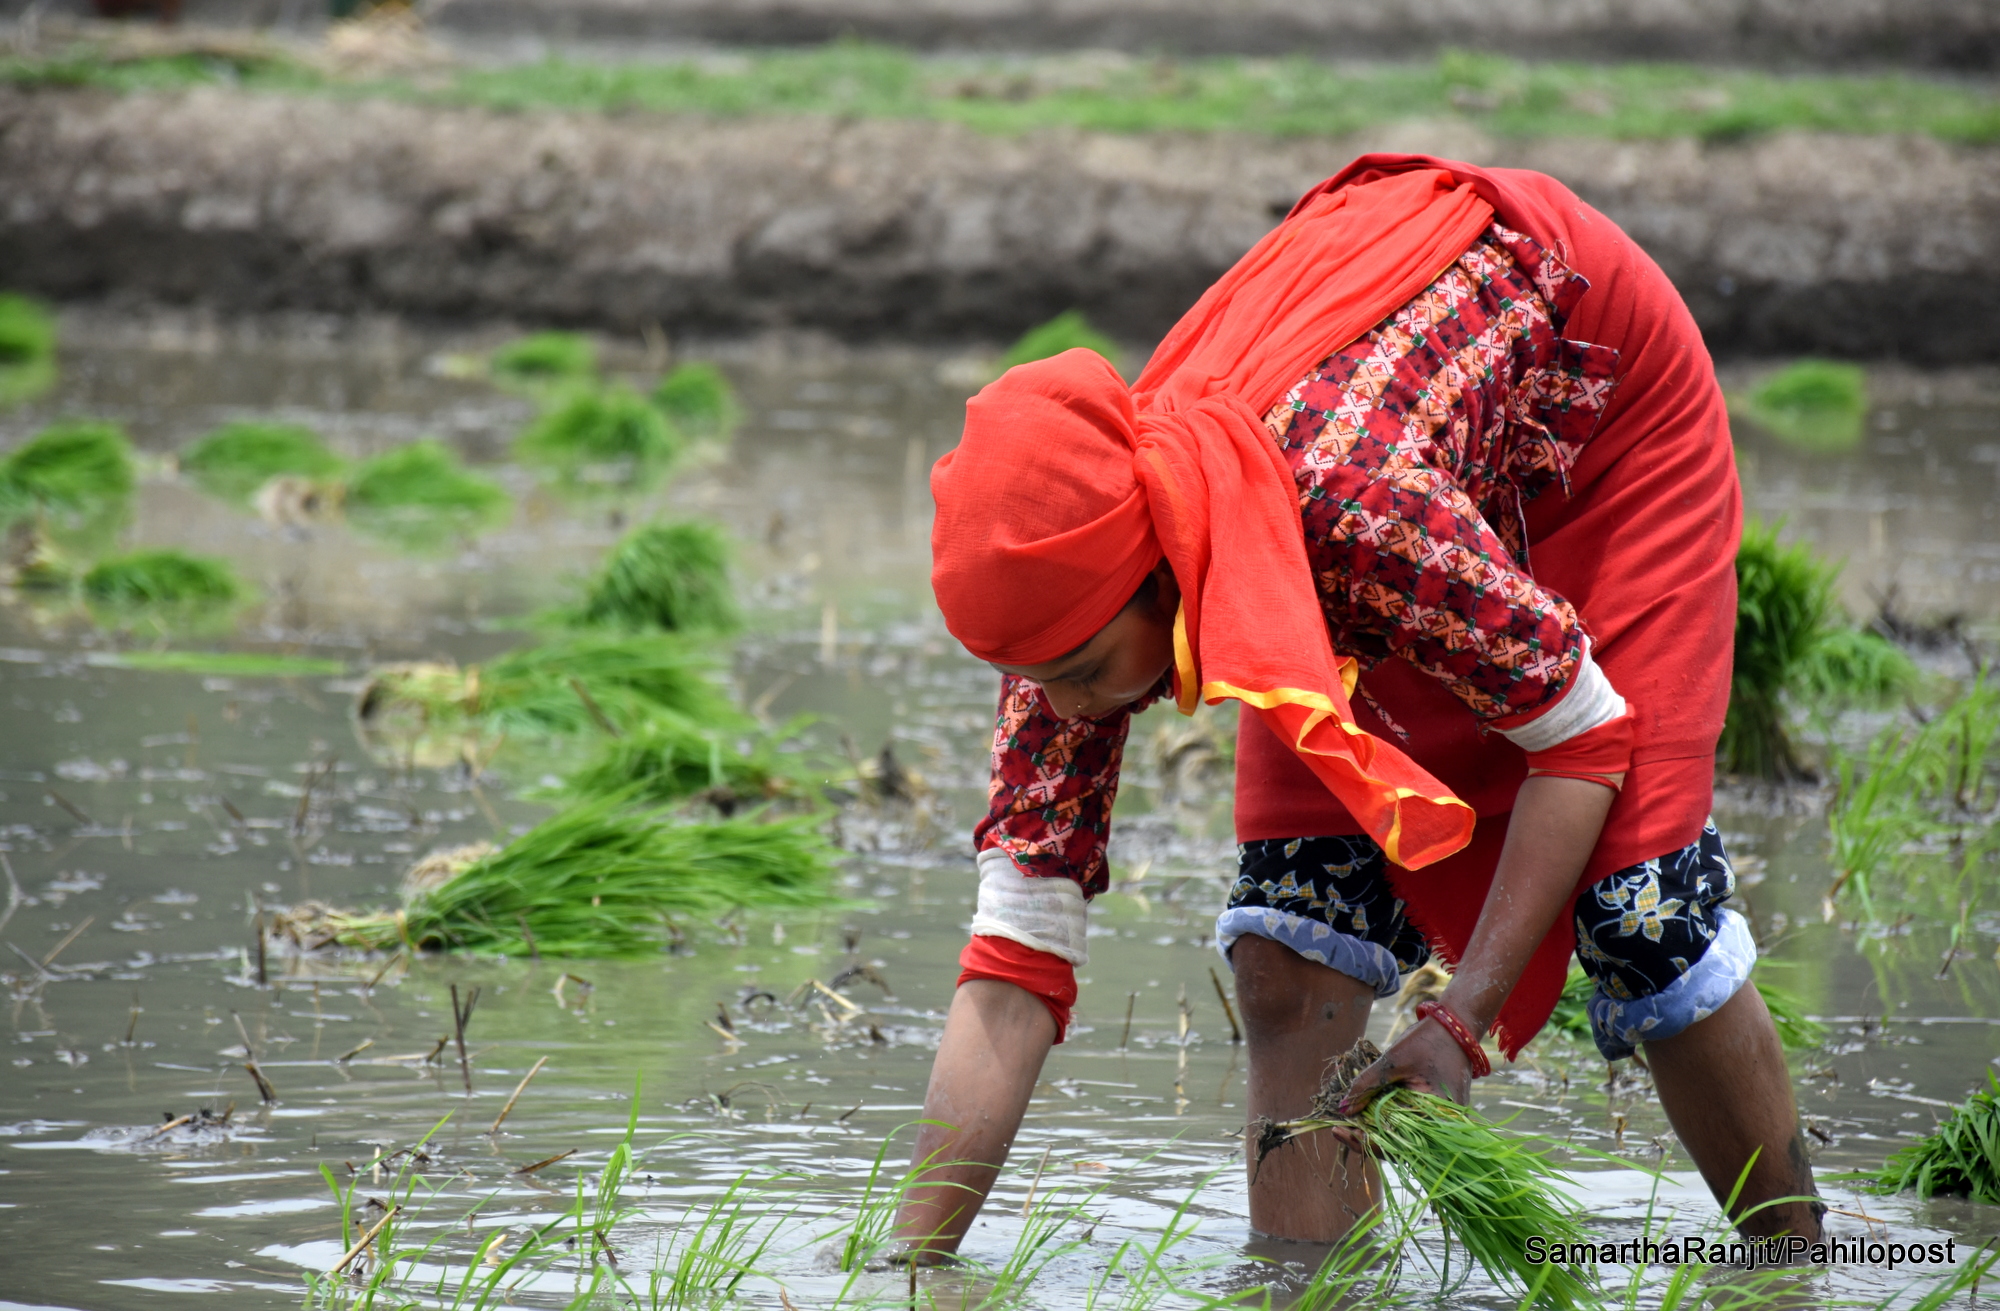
xmin=7 ymin=0 xmax=1997 ymax=69
xmin=3 ymin=86 xmax=1998 ymax=362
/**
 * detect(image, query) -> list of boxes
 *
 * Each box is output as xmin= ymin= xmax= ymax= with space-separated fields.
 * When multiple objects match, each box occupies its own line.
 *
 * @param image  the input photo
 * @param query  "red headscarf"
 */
xmin=931 ymin=168 xmax=1493 ymax=869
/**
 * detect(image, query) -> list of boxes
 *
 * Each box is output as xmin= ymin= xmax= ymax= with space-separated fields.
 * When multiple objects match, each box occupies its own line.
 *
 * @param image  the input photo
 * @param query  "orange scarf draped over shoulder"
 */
xmin=930 ymin=168 xmax=1492 ymax=868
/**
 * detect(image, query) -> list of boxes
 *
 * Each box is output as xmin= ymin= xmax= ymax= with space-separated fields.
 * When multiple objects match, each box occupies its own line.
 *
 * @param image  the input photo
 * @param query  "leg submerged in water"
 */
xmin=1233 ymin=934 xmax=1381 ymax=1243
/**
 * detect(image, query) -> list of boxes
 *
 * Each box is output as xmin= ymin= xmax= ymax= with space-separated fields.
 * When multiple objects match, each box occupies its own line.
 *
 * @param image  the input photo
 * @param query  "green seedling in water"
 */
xmin=310 ymin=792 xmax=837 ymax=956
xmin=0 ymin=419 xmax=134 ymax=530
xmin=517 ymin=383 xmax=681 ymax=494
xmin=652 ymin=362 xmax=741 ymax=442
xmin=1724 ymin=519 xmax=1914 ymax=779
xmin=1737 ymin=359 xmax=1869 ymax=453
xmin=1001 ymin=309 xmax=1120 ymax=371
xmin=108 ymin=649 xmax=346 ymax=678
xmin=560 ymin=712 xmax=815 ymax=813
xmin=179 ymin=421 xmax=344 ymax=503
xmin=82 ymin=548 xmax=244 ymax=610
xmin=1865 ymin=1071 xmax=2000 ymax=1205
xmin=0 ymin=293 xmax=57 ymax=406
xmin=489 ymin=331 xmax=597 ymax=386
xmin=569 ymin=519 xmax=739 ymax=634
xmin=343 ymin=440 xmax=510 ymax=551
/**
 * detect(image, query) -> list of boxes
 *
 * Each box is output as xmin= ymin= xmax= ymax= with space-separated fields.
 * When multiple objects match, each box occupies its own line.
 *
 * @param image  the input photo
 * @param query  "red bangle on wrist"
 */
xmin=1415 ymin=1000 xmax=1492 ymax=1079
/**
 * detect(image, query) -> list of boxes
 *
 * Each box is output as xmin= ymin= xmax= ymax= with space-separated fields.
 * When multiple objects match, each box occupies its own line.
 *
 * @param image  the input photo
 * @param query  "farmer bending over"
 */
xmin=899 ymin=155 xmax=1823 ymax=1252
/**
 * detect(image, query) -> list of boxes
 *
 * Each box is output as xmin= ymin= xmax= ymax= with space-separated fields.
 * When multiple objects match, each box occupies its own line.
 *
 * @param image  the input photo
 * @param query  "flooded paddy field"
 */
xmin=0 ymin=311 xmax=1996 ymax=1309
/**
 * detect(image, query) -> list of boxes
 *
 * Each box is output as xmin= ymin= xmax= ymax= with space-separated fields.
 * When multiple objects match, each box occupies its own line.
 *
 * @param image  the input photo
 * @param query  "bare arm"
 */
xmin=1344 ymin=773 xmax=1618 ymax=1107
xmin=894 ymin=979 xmax=1057 ymax=1259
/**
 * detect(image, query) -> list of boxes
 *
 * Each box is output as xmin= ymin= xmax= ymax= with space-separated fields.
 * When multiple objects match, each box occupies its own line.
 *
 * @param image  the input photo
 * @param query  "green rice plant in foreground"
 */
xmin=1867 ymin=1071 xmax=2000 ymax=1205
xmin=0 ymin=293 xmax=57 ymax=406
xmin=516 ymin=384 xmax=681 ymax=493
xmin=489 ymin=330 xmax=597 ymax=386
xmin=178 ymin=421 xmax=344 ymax=503
xmin=1737 ymin=360 xmax=1869 ymax=453
xmin=1723 ymin=520 xmax=1915 ymax=779
xmin=0 ymin=420 xmax=134 ymax=525
xmin=652 ymin=361 xmax=741 ymax=441
xmin=1000 ymin=309 xmax=1120 ymax=371
xmin=342 ymin=439 xmax=510 ymax=549
xmin=323 ymin=794 xmax=837 ymax=955
xmin=80 ymin=549 xmax=243 ymax=608
xmin=572 ymin=519 xmax=739 ymax=634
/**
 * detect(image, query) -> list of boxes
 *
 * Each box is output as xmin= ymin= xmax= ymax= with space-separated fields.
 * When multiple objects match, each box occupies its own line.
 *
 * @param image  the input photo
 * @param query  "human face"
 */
xmin=991 ymin=563 xmax=1179 ymax=720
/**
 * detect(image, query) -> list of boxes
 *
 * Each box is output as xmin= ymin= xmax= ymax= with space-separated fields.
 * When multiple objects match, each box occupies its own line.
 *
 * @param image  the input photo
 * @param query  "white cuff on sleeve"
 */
xmin=1495 ymin=645 xmax=1627 ymax=754
xmin=969 ymin=847 xmax=1089 ymax=966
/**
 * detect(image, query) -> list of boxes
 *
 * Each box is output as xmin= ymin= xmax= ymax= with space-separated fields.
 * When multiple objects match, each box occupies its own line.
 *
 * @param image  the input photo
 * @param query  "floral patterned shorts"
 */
xmin=1215 ymin=820 xmax=1753 ymax=1058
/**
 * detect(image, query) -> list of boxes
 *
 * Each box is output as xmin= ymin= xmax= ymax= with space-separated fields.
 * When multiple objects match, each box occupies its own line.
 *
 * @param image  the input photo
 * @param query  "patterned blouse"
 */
xmin=974 ymin=223 xmax=1621 ymax=896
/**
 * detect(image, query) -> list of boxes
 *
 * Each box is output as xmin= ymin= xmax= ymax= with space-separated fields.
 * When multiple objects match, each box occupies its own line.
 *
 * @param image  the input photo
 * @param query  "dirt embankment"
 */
xmin=3 ymin=86 xmax=1997 ymax=362
xmin=9 ymin=0 xmax=1997 ymax=69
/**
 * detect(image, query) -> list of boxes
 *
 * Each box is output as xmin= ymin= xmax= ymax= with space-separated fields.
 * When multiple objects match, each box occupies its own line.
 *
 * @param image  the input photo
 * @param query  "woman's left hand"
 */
xmin=1337 ymin=1017 xmax=1474 ymax=1118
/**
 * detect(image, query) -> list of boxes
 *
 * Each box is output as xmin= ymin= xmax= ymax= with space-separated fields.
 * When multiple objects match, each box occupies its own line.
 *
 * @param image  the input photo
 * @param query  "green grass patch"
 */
xmin=178 ymin=421 xmax=345 ymax=503
xmin=1735 ymin=360 xmax=1870 ymax=453
xmin=1866 ymin=1072 xmax=2000 ymax=1205
xmin=569 ymin=520 xmax=739 ymax=634
xmin=1723 ymin=520 xmax=1916 ymax=779
xmin=81 ymin=548 xmax=243 ymax=609
xmin=0 ymin=293 xmax=58 ymax=407
xmin=490 ymin=330 xmax=597 ymax=386
xmin=7 ymin=40 xmax=1998 ymax=144
xmin=516 ymin=384 xmax=681 ymax=494
xmin=0 ymin=420 xmax=135 ymax=526
xmin=317 ymin=795 xmax=838 ymax=956
xmin=652 ymin=361 xmax=741 ymax=442
xmin=109 ymin=649 xmax=345 ymax=677
xmin=343 ymin=439 xmax=510 ymax=550
xmin=1000 ymin=310 xmax=1121 ymax=371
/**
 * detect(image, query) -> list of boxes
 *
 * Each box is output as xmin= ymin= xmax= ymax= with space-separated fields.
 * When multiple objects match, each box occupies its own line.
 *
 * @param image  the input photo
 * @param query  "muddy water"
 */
xmin=0 ymin=315 xmax=1996 ymax=1310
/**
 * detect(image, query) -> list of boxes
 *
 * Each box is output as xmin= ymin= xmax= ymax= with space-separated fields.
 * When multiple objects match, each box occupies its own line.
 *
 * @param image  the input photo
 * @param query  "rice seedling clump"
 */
xmin=1867 ymin=1071 xmax=2000 ymax=1205
xmin=179 ymin=422 xmax=344 ymax=503
xmin=343 ymin=439 xmax=510 ymax=549
xmin=1724 ymin=520 xmax=1915 ymax=778
xmin=1001 ymin=310 xmax=1120 ymax=370
xmin=81 ymin=549 xmax=243 ymax=607
xmin=563 ymin=713 xmax=805 ymax=811
xmin=1737 ymin=359 xmax=1868 ymax=452
xmin=312 ymin=794 xmax=838 ymax=956
xmin=0 ymin=293 xmax=57 ymax=406
xmin=0 ymin=420 xmax=135 ymax=525
xmin=516 ymin=384 xmax=681 ymax=492
xmin=652 ymin=361 xmax=741 ymax=440
xmin=573 ymin=520 xmax=739 ymax=633
xmin=490 ymin=331 xmax=597 ymax=385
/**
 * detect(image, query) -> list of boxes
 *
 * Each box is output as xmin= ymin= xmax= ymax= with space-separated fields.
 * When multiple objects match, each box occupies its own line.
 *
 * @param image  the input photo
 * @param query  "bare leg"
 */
xmin=1646 ymin=982 xmax=1823 ymax=1240
xmin=894 ymin=979 xmax=1057 ymax=1259
xmin=1234 ymin=935 xmax=1381 ymax=1243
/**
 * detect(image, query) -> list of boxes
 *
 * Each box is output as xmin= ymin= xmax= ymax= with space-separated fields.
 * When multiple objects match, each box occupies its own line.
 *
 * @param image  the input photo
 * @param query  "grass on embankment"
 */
xmin=6 ymin=38 xmax=1999 ymax=144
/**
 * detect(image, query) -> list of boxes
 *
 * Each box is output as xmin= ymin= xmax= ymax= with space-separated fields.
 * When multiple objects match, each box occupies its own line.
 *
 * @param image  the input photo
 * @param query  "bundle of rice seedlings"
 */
xmin=1260 ymin=1040 xmax=1595 ymax=1310
xmin=1000 ymin=310 xmax=1120 ymax=371
xmin=490 ymin=331 xmax=597 ymax=386
xmin=0 ymin=293 xmax=58 ymax=406
xmin=562 ymin=712 xmax=810 ymax=812
xmin=342 ymin=439 xmax=510 ymax=550
xmin=1724 ymin=520 xmax=1915 ymax=779
xmin=1867 ymin=1072 xmax=2000 ymax=1205
xmin=81 ymin=549 xmax=243 ymax=608
xmin=355 ymin=634 xmax=740 ymax=742
xmin=570 ymin=520 xmax=739 ymax=633
xmin=179 ymin=422 xmax=344 ymax=503
xmin=312 ymin=795 xmax=837 ymax=956
xmin=0 ymin=420 xmax=134 ymax=526
xmin=516 ymin=384 xmax=681 ymax=492
xmin=652 ymin=361 xmax=741 ymax=441
xmin=1737 ymin=360 xmax=1868 ymax=453
xmin=1542 ymin=966 xmax=1826 ymax=1052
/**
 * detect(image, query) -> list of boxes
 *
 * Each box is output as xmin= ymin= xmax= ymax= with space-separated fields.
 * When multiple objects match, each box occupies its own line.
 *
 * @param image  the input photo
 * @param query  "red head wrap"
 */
xmin=932 ymin=168 xmax=1494 ymax=868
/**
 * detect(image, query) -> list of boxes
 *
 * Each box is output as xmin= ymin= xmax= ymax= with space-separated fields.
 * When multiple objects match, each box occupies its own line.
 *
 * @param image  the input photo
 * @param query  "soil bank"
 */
xmin=3 ymin=86 xmax=1997 ymax=362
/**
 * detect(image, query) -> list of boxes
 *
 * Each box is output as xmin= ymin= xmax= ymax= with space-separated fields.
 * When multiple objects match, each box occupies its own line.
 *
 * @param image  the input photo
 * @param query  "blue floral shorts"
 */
xmin=1215 ymin=820 xmax=1754 ymax=1059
